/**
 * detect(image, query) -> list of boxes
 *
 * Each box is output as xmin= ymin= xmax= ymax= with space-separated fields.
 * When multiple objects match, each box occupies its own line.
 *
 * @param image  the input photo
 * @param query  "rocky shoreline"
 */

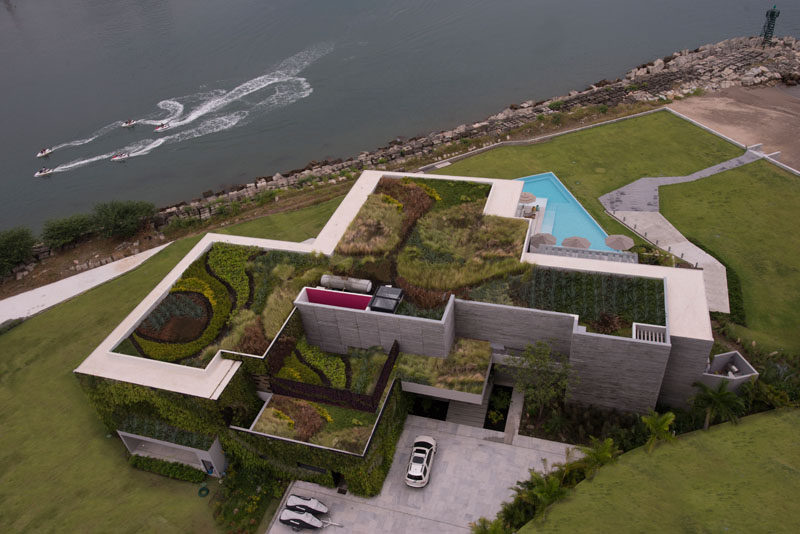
xmin=155 ymin=35 xmax=800 ymax=228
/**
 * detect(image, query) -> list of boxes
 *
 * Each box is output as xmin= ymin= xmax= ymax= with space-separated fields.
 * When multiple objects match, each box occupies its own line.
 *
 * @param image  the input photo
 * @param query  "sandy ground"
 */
xmin=669 ymin=85 xmax=800 ymax=170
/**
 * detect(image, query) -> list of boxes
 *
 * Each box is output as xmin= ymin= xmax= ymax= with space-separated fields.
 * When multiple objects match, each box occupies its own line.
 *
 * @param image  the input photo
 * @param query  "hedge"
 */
xmin=128 ymin=454 xmax=207 ymax=483
xmin=207 ymin=243 xmax=259 ymax=310
xmin=133 ymin=255 xmax=233 ymax=362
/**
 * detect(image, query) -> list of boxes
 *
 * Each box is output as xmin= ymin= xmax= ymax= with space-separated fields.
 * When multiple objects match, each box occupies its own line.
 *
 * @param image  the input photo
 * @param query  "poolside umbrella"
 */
xmin=519 ymin=192 xmax=537 ymax=203
xmin=530 ymin=233 xmax=556 ymax=248
xmin=562 ymin=236 xmax=591 ymax=249
xmin=605 ymin=234 xmax=635 ymax=251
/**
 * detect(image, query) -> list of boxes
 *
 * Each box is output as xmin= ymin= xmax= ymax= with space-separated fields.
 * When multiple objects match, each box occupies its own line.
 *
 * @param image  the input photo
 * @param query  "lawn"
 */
xmin=216 ymin=195 xmax=344 ymax=239
xmin=523 ymin=408 xmax=800 ymax=533
xmin=660 ymin=160 xmax=800 ymax=353
xmin=433 ymin=110 xmax=744 ymax=240
xmin=0 ymin=201 xmax=338 ymax=533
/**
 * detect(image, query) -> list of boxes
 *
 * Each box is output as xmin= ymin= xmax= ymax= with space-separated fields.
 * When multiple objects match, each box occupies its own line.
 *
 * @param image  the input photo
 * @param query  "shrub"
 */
xmin=207 ymin=243 xmax=258 ymax=309
xmin=92 ymin=200 xmax=155 ymax=238
xmin=41 ymin=213 xmax=96 ymax=248
xmin=297 ymin=338 xmax=346 ymax=388
xmin=396 ymin=338 xmax=491 ymax=393
xmin=550 ymin=112 xmax=563 ymax=125
xmin=234 ymin=321 xmax=270 ymax=355
xmin=548 ymin=101 xmax=564 ymax=111
xmin=128 ymin=455 xmax=207 ymax=482
xmin=0 ymin=226 xmax=35 ymax=276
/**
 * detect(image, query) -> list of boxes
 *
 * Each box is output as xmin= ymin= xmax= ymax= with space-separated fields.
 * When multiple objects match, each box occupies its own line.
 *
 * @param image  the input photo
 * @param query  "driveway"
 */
xmin=268 ymin=415 xmax=573 ymax=533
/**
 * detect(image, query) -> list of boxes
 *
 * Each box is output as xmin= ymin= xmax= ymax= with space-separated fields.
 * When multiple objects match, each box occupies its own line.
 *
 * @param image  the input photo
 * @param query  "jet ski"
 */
xmin=121 ymin=119 xmax=137 ymax=128
xmin=34 ymin=168 xmax=54 ymax=177
xmin=110 ymin=153 xmax=129 ymax=162
xmin=36 ymin=148 xmax=53 ymax=158
xmin=154 ymin=123 xmax=170 ymax=132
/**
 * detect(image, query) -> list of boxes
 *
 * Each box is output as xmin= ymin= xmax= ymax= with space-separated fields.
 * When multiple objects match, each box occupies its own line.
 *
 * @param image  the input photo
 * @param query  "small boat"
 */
xmin=34 ymin=168 xmax=54 ymax=177
xmin=111 ymin=153 xmax=129 ymax=162
xmin=36 ymin=148 xmax=53 ymax=158
xmin=154 ymin=123 xmax=170 ymax=132
xmin=121 ymin=119 xmax=137 ymax=128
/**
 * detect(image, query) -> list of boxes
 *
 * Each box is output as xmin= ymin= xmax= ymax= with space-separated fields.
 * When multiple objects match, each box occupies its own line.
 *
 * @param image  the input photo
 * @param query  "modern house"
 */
xmin=74 ymin=170 xmax=756 ymax=488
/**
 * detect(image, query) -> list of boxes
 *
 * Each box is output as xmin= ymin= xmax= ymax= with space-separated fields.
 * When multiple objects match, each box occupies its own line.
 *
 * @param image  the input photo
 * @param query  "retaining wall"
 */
xmin=657 ymin=335 xmax=713 ymax=408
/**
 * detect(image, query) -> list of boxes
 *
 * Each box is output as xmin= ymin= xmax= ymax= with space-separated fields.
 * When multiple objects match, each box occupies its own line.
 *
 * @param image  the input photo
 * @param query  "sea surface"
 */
xmin=1 ymin=0 xmax=797 ymax=231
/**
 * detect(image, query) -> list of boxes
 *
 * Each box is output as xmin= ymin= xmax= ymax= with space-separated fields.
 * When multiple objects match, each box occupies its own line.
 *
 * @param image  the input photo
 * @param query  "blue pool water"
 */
xmin=517 ymin=172 xmax=613 ymax=251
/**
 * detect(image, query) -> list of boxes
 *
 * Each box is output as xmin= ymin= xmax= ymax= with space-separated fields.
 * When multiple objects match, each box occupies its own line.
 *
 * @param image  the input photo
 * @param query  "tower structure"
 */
xmin=760 ymin=5 xmax=780 ymax=46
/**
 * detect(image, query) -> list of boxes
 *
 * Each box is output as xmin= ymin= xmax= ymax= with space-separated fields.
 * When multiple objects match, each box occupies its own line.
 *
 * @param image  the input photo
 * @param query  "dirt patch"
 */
xmin=669 ymin=86 xmax=800 ymax=170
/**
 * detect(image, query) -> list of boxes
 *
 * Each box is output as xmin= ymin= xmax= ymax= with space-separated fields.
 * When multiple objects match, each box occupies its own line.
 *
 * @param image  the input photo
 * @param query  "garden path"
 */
xmin=597 ymin=147 xmax=765 ymax=314
xmin=0 ymin=243 xmax=170 ymax=324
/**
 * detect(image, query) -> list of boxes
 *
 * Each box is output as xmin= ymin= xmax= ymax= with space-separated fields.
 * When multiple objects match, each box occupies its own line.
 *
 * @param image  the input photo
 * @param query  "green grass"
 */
xmin=0 ymin=201 xmax=337 ymax=533
xmin=216 ymin=195 xmax=344 ymax=239
xmin=523 ymin=408 xmax=800 ymax=534
xmin=660 ymin=160 xmax=800 ymax=353
xmin=395 ymin=338 xmax=492 ymax=394
xmin=433 ymin=110 xmax=744 ymax=240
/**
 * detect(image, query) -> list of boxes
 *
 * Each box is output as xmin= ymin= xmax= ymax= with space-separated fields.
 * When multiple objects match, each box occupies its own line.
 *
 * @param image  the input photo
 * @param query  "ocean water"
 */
xmin=1 ymin=0 xmax=797 ymax=231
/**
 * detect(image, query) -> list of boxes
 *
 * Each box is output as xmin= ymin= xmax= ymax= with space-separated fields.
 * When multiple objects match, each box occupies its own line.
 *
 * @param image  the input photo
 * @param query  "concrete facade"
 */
xmin=568 ymin=332 xmax=672 ymax=413
xmin=699 ymin=351 xmax=759 ymax=393
xmin=295 ymin=290 xmax=456 ymax=357
xmin=453 ymin=299 xmax=575 ymax=356
xmin=658 ymin=335 xmax=715 ymax=407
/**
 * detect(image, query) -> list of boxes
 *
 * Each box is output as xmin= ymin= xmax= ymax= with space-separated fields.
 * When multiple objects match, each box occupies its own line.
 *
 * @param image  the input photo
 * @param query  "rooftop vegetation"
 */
xmin=395 ymin=338 xmax=492 ymax=394
xmin=336 ymin=194 xmax=405 ymax=255
xmin=397 ymin=200 xmax=528 ymax=290
xmin=433 ymin=110 xmax=744 ymax=244
xmin=470 ymin=266 xmax=666 ymax=331
xmin=252 ymin=394 xmax=379 ymax=454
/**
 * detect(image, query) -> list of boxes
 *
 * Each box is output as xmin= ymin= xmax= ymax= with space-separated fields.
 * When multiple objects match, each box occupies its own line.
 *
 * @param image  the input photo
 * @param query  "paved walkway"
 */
xmin=0 ymin=243 xmax=171 ymax=324
xmin=267 ymin=415 xmax=573 ymax=534
xmin=598 ymin=150 xmax=762 ymax=212
xmin=596 ymin=148 xmax=765 ymax=314
xmin=611 ymin=212 xmax=730 ymax=313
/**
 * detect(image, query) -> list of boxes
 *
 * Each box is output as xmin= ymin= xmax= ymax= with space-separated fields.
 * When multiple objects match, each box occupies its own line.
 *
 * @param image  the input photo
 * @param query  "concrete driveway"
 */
xmin=268 ymin=415 xmax=572 ymax=533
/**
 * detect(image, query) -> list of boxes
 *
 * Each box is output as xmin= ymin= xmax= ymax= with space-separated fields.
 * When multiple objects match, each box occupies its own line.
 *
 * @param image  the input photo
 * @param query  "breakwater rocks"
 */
xmin=156 ymin=36 xmax=800 ymax=227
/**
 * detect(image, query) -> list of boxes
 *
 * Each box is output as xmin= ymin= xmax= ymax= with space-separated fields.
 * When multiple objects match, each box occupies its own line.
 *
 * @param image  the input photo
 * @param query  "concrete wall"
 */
xmin=698 ymin=351 xmax=758 ymax=393
xmin=117 ymin=431 xmax=227 ymax=477
xmin=453 ymin=299 xmax=575 ymax=356
xmin=568 ymin=332 xmax=671 ymax=413
xmin=296 ymin=291 xmax=455 ymax=357
xmin=657 ymin=335 xmax=713 ymax=408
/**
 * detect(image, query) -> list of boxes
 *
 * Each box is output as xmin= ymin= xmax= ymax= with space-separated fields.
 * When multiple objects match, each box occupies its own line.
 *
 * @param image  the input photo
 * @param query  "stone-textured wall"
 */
xmin=296 ymin=295 xmax=455 ymax=357
xmin=658 ymin=335 xmax=714 ymax=407
xmin=453 ymin=299 xmax=575 ymax=356
xmin=568 ymin=333 xmax=671 ymax=413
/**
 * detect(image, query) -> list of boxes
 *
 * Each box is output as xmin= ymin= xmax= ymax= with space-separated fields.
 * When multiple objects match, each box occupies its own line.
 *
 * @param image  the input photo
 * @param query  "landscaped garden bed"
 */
xmin=395 ymin=338 xmax=492 ymax=394
xmin=469 ymin=266 xmax=666 ymax=334
xmin=252 ymin=394 xmax=380 ymax=454
xmin=113 ymin=243 xmax=328 ymax=366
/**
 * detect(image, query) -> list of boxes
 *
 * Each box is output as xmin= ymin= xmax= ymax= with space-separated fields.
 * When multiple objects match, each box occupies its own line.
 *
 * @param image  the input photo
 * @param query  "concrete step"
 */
xmin=446 ymin=392 xmax=490 ymax=428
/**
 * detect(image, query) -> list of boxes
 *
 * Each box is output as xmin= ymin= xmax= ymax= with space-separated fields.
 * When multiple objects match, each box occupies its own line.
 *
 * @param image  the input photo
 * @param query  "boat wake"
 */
xmin=43 ymin=43 xmax=332 ymax=175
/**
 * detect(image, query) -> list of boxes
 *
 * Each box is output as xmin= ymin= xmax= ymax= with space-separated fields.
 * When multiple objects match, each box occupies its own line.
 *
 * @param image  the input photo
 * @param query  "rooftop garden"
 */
xmin=113 ymin=243 xmax=328 ymax=366
xmin=469 ymin=266 xmax=665 ymax=335
xmin=395 ymin=338 xmax=492 ymax=394
xmin=252 ymin=394 xmax=379 ymax=454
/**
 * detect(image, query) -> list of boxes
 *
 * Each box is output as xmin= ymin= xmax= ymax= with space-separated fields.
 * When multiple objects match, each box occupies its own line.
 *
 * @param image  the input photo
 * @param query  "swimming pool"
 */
xmin=516 ymin=172 xmax=613 ymax=251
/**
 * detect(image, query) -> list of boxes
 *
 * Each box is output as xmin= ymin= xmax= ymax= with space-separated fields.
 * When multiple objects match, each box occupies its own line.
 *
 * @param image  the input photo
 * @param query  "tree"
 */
xmin=575 ymin=436 xmax=622 ymax=479
xmin=92 ymin=200 xmax=155 ymax=238
xmin=41 ymin=213 xmax=96 ymax=249
xmin=530 ymin=471 xmax=569 ymax=519
xmin=691 ymin=380 xmax=746 ymax=430
xmin=514 ymin=341 xmax=571 ymax=420
xmin=641 ymin=410 xmax=675 ymax=453
xmin=0 ymin=226 xmax=36 ymax=277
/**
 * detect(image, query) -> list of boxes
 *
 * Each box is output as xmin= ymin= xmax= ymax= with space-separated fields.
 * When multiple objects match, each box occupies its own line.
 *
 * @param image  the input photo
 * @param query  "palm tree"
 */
xmin=530 ymin=471 xmax=569 ymax=519
xmin=641 ymin=410 xmax=675 ymax=453
xmin=692 ymin=380 xmax=746 ymax=430
xmin=576 ymin=437 xmax=622 ymax=479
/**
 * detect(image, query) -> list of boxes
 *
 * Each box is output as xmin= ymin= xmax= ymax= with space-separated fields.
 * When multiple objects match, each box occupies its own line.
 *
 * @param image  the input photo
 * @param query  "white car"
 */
xmin=404 ymin=435 xmax=437 ymax=488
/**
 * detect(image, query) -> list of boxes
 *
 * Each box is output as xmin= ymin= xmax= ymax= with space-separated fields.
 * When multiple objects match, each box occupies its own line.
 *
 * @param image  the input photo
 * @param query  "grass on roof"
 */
xmin=0 ymin=200 xmax=336 ymax=533
xmin=523 ymin=408 xmax=800 ymax=534
xmin=432 ymin=110 xmax=744 ymax=241
xmin=660 ymin=159 xmax=800 ymax=353
xmin=395 ymin=338 xmax=492 ymax=394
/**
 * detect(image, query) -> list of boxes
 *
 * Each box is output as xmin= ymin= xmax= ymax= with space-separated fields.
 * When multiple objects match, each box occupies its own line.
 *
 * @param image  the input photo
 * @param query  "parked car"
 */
xmin=285 ymin=494 xmax=329 ymax=516
xmin=279 ymin=509 xmax=323 ymax=531
xmin=404 ymin=435 xmax=437 ymax=488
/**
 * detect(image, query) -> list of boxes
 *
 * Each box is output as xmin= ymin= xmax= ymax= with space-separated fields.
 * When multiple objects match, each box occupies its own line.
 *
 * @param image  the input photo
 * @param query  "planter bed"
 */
xmin=395 ymin=338 xmax=491 ymax=395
